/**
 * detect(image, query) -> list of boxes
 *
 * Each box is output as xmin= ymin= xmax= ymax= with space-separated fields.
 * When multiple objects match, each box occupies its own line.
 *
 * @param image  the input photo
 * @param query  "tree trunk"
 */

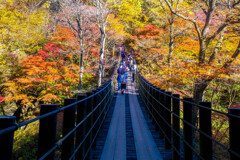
xmin=98 ymin=32 xmax=106 ymax=87
xmin=168 ymin=20 xmax=174 ymax=66
xmin=193 ymin=40 xmax=240 ymax=123
xmin=199 ymin=39 xmax=207 ymax=64
xmin=78 ymin=16 xmax=84 ymax=91
xmin=209 ymin=29 xmax=225 ymax=64
xmin=78 ymin=45 xmax=84 ymax=90
xmin=193 ymin=79 xmax=210 ymax=125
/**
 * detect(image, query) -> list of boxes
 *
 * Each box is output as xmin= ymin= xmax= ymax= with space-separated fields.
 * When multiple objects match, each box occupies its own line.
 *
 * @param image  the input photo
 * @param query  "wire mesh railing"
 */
xmin=0 ymin=71 xmax=117 ymax=160
xmin=136 ymin=71 xmax=240 ymax=160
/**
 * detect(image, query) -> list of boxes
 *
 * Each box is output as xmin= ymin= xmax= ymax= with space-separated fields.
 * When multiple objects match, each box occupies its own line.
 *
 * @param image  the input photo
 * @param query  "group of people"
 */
xmin=117 ymin=47 xmax=137 ymax=94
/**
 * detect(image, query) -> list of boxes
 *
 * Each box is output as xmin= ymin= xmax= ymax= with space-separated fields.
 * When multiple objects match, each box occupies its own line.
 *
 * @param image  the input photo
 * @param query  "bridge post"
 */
xmin=86 ymin=92 xmax=94 ymax=159
xmin=172 ymin=94 xmax=180 ymax=160
xmin=136 ymin=72 xmax=139 ymax=89
xmin=144 ymin=80 xmax=148 ymax=107
xmin=76 ymin=94 xmax=87 ymax=160
xmin=159 ymin=89 xmax=166 ymax=139
xmin=137 ymin=75 xmax=141 ymax=97
xmin=92 ymin=90 xmax=98 ymax=138
xmin=183 ymin=98 xmax=193 ymax=160
xmin=139 ymin=74 xmax=143 ymax=92
xmin=139 ymin=78 xmax=145 ymax=102
xmin=106 ymin=83 xmax=111 ymax=110
xmin=93 ymin=88 xmax=102 ymax=145
xmin=229 ymin=107 xmax=240 ymax=160
xmin=156 ymin=88 xmax=162 ymax=135
xmin=140 ymin=78 xmax=143 ymax=99
xmin=142 ymin=79 xmax=147 ymax=107
xmin=101 ymin=86 xmax=106 ymax=120
xmin=152 ymin=86 xmax=158 ymax=126
xmin=0 ymin=116 xmax=16 ymax=160
xmin=149 ymin=84 xmax=154 ymax=119
xmin=38 ymin=104 xmax=58 ymax=160
xmin=62 ymin=98 xmax=76 ymax=160
xmin=165 ymin=92 xmax=172 ymax=149
xmin=102 ymin=85 xmax=107 ymax=117
xmin=145 ymin=82 xmax=150 ymax=111
xmin=98 ymin=88 xmax=104 ymax=128
xmin=199 ymin=102 xmax=212 ymax=160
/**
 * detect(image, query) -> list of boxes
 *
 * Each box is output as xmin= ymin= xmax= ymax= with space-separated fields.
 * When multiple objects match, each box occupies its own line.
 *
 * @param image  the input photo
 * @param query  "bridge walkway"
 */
xmin=91 ymin=73 xmax=172 ymax=160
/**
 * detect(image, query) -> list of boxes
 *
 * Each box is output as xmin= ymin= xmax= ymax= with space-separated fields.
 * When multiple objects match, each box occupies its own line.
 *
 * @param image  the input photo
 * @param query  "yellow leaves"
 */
xmin=38 ymin=93 xmax=61 ymax=103
xmin=14 ymin=94 xmax=30 ymax=104
xmin=6 ymin=0 xmax=14 ymax=5
xmin=66 ymin=54 xmax=73 ymax=59
xmin=110 ymin=0 xmax=148 ymax=30
xmin=17 ymin=78 xmax=32 ymax=84
xmin=107 ymin=14 xmax=127 ymax=36
xmin=0 ymin=0 xmax=48 ymax=52
xmin=42 ymin=0 xmax=50 ymax=9
xmin=0 ymin=59 xmax=6 ymax=65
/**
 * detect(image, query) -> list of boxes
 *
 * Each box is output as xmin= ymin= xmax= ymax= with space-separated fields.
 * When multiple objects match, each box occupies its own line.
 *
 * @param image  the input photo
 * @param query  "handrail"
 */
xmin=136 ymin=70 xmax=240 ymax=160
xmin=0 ymin=80 xmax=111 ymax=135
xmin=39 ymin=87 xmax=113 ymax=160
xmin=0 ymin=64 xmax=118 ymax=160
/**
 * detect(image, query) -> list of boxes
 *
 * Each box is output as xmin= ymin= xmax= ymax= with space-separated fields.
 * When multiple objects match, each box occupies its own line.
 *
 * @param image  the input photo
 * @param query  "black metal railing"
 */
xmin=136 ymin=71 xmax=240 ymax=160
xmin=0 ymin=73 xmax=117 ymax=160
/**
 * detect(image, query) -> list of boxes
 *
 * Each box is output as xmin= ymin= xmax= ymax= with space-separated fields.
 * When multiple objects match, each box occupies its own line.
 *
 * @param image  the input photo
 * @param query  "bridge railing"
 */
xmin=0 ymin=71 xmax=117 ymax=160
xmin=136 ymin=71 xmax=240 ymax=160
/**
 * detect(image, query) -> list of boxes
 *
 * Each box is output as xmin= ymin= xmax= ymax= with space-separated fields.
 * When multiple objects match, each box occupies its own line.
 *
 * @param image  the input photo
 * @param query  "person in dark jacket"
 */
xmin=120 ymin=72 xmax=128 ymax=94
xmin=132 ymin=62 xmax=136 ymax=83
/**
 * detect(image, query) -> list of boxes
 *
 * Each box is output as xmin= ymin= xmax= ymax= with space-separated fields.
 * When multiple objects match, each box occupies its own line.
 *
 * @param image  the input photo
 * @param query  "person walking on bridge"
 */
xmin=120 ymin=49 xmax=126 ymax=62
xmin=120 ymin=71 xmax=128 ymax=94
xmin=132 ymin=62 xmax=136 ymax=83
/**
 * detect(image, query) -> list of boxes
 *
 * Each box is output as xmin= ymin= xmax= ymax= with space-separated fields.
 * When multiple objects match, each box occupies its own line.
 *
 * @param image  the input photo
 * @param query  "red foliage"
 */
xmin=90 ymin=48 xmax=99 ymax=56
xmin=44 ymin=42 xmax=61 ymax=52
xmin=0 ymin=95 xmax=4 ymax=104
xmin=38 ymin=42 xmax=62 ymax=60
xmin=136 ymin=25 xmax=163 ymax=39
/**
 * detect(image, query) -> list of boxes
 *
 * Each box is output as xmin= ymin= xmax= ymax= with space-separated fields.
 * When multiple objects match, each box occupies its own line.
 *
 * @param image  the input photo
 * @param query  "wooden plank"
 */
xmin=139 ymin=99 xmax=173 ymax=160
xmin=90 ymin=94 xmax=117 ymax=159
xmin=128 ymin=82 xmax=163 ymax=160
xmin=100 ymin=93 xmax=126 ymax=160
xmin=125 ymin=93 xmax=137 ymax=159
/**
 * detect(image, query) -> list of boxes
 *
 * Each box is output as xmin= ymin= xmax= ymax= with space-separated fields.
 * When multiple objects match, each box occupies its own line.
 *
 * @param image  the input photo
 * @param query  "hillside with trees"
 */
xmin=0 ymin=0 xmax=239 ymax=159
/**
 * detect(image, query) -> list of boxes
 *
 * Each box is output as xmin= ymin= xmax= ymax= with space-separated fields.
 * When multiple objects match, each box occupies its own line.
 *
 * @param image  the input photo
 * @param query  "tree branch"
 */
xmin=206 ymin=23 xmax=228 ymax=45
xmin=159 ymin=0 xmax=171 ymax=24
xmin=163 ymin=0 xmax=202 ymax=39
xmin=67 ymin=19 xmax=78 ymax=33
xmin=201 ymin=0 xmax=216 ymax=39
xmin=67 ymin=20 xmax=80 ymax=43
xmin=208 ymin=28 xmax=225 ymax=64
xmin=222 ymin=39 xmax=240 ymax=69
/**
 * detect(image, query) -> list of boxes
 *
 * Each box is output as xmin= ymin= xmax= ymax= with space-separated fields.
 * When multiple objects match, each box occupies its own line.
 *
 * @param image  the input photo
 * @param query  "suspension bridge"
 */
xmin=0 ymin=68 xmax=240 ymax=160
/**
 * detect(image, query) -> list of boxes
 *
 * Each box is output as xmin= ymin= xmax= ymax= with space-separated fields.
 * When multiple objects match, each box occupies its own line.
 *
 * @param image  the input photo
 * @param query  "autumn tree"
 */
xmin=1 ymin=42 xmax=96 ymax=120
xmin=57 ymin=0 xmax=96 ymax=90
xmin=162 ymin=0 xmax=239 ymax=100
xmin=157 ymin=0 xmax=181 ymax=66
xmin=91 ymin=0 xmax=110 ymax=86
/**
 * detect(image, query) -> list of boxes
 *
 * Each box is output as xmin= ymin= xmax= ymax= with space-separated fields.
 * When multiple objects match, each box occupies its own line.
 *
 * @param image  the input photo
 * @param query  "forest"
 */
xmin=0 ymin=0 xmax=239 ymax=159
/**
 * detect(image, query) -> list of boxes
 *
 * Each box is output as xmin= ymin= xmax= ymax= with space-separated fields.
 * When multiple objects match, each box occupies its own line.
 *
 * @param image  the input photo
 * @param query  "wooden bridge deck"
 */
xmin=91 ymin=73 xmax=172 ymax=160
